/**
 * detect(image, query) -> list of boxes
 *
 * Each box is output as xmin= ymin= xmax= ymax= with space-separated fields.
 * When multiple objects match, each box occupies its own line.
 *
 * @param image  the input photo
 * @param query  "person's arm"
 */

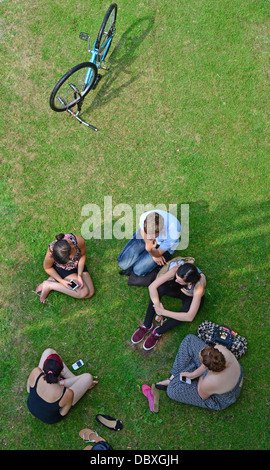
xmin=26 ymin=375 xmax=31 ymax=393
xmin=26 ymin=367 xmax=41 ymax=393
xmin=154 ymin=281 xmax=205 ymax=322
xmin=59 ymin=388 xmax=74 ymax=416
xmin=140 ymin=229 xmax=166 ymax=264
xmin=181 ymin=364 xmax=207 ymax=380
xmin=148 ymin=266 xmax=179 ymax=306
xmin=146 ymin=242 xmax=166 ymax=259
xmin=75 ymin=235 xmax=87 ymax=288
xmin=43 ymin=248 xmax=73 ymax=290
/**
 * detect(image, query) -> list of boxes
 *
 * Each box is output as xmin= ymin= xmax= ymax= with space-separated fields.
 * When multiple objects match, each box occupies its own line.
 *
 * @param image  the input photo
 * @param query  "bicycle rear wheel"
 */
xmin=49 ymin=62 xmax=97 ymax=112
xmin=95 ymin=3 xmax=117 ymax=65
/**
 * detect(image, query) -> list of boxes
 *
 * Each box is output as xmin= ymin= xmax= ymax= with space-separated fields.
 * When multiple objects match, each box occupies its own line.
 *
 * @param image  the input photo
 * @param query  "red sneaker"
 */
xmin=131 ymin=324 xmax=153 ymax=344
xmin=143 ymin=328 xmax=162 ymax=350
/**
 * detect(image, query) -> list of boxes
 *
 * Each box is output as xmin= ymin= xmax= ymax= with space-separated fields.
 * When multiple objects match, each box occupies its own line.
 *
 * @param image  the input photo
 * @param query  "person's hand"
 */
xmin=60 ymin=279 xmax=74 ymax=290
xmin=154 ymin=302 xmax=165 ymax=316
xmin=77 ymin=275 xmax=84 ymax=289
xmin=155 ymin=314 xmax=164 ymax=325
xmin=180 ymin=371 xmax=194 ymax=379
xmin=145 ymin=238 xmax=157 ymax=252
xmin=152 ymin=255 xmax=166 ymax=266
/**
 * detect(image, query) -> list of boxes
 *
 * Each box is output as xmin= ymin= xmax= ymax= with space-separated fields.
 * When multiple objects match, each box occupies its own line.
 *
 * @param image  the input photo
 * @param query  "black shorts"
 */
xmin=53 ymin=263 xmax=88 ymax=279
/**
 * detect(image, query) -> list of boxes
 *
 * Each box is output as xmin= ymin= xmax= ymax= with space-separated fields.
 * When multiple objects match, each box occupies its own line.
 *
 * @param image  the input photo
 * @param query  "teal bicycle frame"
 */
xmin=50 ymin=4 xmax=117 ymax=131
xmin=70 ymin=30 xmax=115 ymax=130
xmin=81 ymin=29 xmax=115 ymax=90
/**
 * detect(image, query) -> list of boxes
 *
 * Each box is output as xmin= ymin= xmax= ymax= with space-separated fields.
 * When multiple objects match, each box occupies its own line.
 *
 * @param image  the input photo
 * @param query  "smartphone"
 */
xmin=69 ymin=280 xmax=79 ymax=290
xmin=180 ymin=374 xmax=191 ymax=384
xmin=72 ymin=359 xmax=84 ymax=370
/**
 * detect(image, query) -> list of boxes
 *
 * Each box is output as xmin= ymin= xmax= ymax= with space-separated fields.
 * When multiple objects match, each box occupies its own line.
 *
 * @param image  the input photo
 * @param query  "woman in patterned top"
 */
xmin=36 ymin=233 xmax=94 ymax=303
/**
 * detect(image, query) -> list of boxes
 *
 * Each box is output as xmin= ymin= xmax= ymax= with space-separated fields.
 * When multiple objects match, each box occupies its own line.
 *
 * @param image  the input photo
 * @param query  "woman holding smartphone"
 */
xmin=27 ymin=348 xmax=97 ymax=423
xmin=155 ymin=334 xmax=244 ymax=410
xmin=36 ymin=232 xmax=94 ymax=303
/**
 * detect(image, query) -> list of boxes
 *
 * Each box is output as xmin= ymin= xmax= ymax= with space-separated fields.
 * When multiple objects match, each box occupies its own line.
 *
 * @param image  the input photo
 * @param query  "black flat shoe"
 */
xmin=155 ymin=378 xmax=172 ymax=390
xmin=118 ymin=269 xmax=130 ymax=276
xmin=155 ymin=383 xmax=168 ymax=390
xmin=95 ymin=414 xmax=123 ymax=431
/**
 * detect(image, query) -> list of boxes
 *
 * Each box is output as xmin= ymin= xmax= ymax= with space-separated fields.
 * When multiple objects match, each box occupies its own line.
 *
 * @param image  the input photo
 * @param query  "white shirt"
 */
xmin=139 ymin=210 xmax=181 ymax=254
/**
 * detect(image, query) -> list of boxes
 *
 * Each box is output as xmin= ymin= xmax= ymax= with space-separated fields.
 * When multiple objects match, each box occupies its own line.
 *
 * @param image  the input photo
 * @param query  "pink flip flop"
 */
xmin=142 ymin=384 xmax=154 ymax=412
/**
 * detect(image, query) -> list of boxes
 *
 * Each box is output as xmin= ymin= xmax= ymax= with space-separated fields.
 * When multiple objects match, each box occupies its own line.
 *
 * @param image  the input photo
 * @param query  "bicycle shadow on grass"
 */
xmin=82 ymin=15 xmax=155 ymax=115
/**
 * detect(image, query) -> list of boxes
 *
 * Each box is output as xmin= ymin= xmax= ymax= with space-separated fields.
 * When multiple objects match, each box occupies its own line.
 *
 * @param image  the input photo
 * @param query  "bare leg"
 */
xmin=67 ymin=374 xmax=98 ymax=405
xmin=38 ymin=348 xmax=62 ymax=369
xmin=60 ymin=361 xmax=98 ymax=405
xmin=37 ymin=276 xmax=90 ymax=303
xmin=36 ymin=277 xmax=56 ymax=295
xmin=82 ymin=272 xmax=94 ymax=298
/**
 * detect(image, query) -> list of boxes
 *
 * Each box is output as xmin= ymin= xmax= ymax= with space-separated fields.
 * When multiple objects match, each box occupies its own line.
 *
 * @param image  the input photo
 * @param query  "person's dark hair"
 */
xmin=52 ymin=233 xmax=71 ymax=264
xmin=200 ymin=346 xmax=226 ymax=372
xmin=43 ymin=354 xmax=63 ymax=384
xmin=176 ymin=263 xmax=200 ymax=285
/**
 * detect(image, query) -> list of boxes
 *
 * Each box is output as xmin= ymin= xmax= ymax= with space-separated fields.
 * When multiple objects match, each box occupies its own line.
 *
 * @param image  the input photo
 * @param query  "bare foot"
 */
xmin=40 ymin=281 xmax=52 ymax=303
xmin=36 ymin=277 xmax=56 ymax=295
xmin=89 ymin=380 xmax=98 ymax=390
xmin=36 ymin=282 xmax=44 ymax=294
xmin=156 ymin=376 xmax=174 ymax=387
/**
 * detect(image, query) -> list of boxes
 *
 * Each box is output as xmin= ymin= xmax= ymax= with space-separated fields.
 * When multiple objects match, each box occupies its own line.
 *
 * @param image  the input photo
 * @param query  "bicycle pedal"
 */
xmin=79 ymin=32 xmax=89 ymax=41
xmin=100 ymin=64 xmax=110 ymax=71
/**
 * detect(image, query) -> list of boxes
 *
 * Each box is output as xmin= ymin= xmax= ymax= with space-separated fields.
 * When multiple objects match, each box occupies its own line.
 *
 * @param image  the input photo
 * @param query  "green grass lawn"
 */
xmin=0 ymin=0 xmax=269 ymax=451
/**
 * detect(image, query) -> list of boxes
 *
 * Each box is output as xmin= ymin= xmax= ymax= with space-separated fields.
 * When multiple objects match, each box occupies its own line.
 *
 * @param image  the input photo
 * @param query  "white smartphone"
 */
xmin=72 ymin=359 xmax=84 ymax=370
xmin=69 ymin=280 xmax=79 ymax=290
xmin=180 ymin=374 xmax=191 ymax=384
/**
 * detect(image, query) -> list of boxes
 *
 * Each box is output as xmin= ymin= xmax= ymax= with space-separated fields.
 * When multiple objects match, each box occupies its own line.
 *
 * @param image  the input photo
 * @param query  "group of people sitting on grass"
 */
xmin=27 ymin=210 xmax=243 ymax=427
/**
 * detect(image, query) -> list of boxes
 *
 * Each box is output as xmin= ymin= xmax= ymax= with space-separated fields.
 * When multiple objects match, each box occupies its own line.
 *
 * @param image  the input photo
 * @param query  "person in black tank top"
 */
xmin=27 ymin=372 xmax=66 ymax=424
xmin=27 ymin=348 xmax=98 ymax=424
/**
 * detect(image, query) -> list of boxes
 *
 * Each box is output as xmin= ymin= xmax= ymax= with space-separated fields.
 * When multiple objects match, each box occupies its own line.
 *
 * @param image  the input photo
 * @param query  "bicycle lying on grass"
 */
xmin=49 ymin=3 xmax=117 ymax=131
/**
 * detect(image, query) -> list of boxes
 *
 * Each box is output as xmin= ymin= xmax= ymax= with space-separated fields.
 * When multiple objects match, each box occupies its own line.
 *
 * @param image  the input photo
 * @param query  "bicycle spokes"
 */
xmin=49 ymin=4 xmax=117 ymax=131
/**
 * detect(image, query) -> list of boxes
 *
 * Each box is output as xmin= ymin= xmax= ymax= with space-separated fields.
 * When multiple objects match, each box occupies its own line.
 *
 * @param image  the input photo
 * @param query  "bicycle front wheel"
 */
xmin=95 ymin=3 xmax=117 ymax=65
xmin=49 ymin=62 xmax=97 ymax=112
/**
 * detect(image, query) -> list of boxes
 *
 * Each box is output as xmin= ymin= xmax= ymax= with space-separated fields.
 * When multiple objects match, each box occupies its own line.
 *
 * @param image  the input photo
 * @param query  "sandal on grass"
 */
xmin=95 ymin=414 xmax=123 ymax=431
xmin=79 ymin=428 xmax=105 ymax=443
xmin=142 ymin=384 xmax=154 ymax=412
xmin=151 ymin=384 xmax=160 ymax=413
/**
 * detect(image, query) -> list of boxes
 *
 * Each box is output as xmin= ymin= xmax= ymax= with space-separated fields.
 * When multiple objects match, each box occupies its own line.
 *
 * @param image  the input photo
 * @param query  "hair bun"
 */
xmin=55 ymin=233 xmax=65 ymax=240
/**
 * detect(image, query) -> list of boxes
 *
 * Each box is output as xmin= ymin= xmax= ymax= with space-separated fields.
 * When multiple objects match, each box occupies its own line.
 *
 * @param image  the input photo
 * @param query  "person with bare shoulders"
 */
xmin=36 ymin=232 xmax=94 ymax=303
xmin=27 ymin=348 xmax=98 ymax=423
xmin=155 ymin=334 xmax=244 ymax=410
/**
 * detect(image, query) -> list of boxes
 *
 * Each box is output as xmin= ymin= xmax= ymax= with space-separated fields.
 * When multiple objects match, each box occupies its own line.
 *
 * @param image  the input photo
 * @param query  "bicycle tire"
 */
xmin=95 ymin=3 xmax=117 ymax=64
xmin=49 ymin=62 xmax=97 ymax=112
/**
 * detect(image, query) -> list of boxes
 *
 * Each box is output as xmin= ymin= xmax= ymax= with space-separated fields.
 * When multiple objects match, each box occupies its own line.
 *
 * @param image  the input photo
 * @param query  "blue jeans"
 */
xmin=118 ymin=230 xmax=170 ymax=276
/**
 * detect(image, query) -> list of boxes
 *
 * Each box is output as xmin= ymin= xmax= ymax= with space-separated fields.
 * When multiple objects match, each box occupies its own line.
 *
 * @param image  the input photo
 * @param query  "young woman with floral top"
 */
xmin=36 ymin=233 xmax=94 ymax=303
